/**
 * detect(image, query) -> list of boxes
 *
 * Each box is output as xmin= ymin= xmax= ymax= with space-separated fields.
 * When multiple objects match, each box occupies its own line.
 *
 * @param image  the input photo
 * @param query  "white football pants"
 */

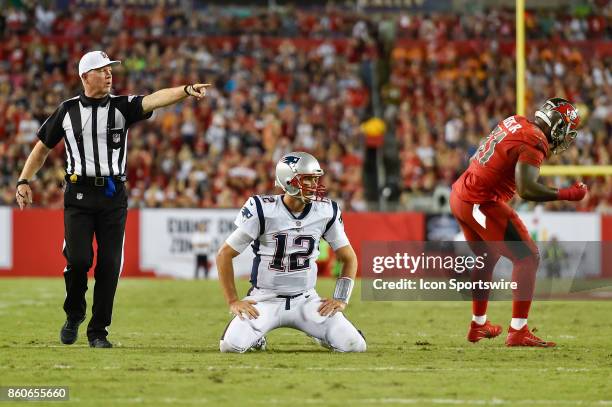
xmin=220 ymin=288 xmax=366 ymax=353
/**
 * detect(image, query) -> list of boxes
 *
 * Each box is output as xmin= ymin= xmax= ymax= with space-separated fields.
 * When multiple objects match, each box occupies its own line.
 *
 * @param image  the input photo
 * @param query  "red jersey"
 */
xmin=452 ymin=115 xmax=549 ymax=203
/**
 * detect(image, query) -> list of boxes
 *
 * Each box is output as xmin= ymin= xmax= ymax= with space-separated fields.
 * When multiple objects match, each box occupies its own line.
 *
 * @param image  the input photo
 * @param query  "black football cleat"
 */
xmin=60 ymin=317 xmax=85 ymax=345
xmin=89 ymin=338 xmax=113 ymax=348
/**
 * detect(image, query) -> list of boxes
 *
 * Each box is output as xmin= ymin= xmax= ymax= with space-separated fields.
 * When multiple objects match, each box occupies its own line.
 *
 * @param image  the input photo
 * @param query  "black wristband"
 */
xmin=16 ymin=179 xmax=29 ymax=187
xmin=183 ymin=84 xmax=192 ymax=96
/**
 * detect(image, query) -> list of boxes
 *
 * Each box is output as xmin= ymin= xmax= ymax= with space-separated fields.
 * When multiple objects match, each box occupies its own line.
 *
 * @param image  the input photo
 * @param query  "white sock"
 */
xmin=472 ymin=315 xmax=487 ymax=325
xmin=510 ymin=318 xmax=527 ymax=330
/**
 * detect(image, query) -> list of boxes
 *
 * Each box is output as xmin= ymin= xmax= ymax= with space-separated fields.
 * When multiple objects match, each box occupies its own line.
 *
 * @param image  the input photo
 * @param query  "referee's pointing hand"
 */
xmin=185 ymin=83 xmax=212 ymax=100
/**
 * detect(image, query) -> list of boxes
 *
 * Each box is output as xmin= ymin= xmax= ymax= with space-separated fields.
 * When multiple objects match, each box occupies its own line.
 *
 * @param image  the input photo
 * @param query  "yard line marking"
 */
xmin=2 ymin=365 xmax=597 ymax=375
xmin=69 ymin=398 xmax=611 ymax=406
xmin=204 ymin=365 xmax=594 ymax=373
xmin=12 ymin=344 xmax=575 ymax=352
xmin=354 ymin=399 xmax=612 ymax=405
xmin=1 ymin=364 xmax=594 ymax=373
xmin=70 ymin=397 xmax=210 ymax=404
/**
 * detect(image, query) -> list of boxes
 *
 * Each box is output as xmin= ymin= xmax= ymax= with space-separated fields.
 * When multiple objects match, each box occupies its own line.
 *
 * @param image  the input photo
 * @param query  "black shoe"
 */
xmin=89 ymin=338 xmax=113 ymax=348
xmin=60 ymin=317 xmax=85 ymax=345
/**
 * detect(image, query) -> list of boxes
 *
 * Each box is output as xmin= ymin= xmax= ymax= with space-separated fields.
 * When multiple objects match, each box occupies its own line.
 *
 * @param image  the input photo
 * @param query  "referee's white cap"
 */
xmin=78 ymin=51 xmax=121 ymax=77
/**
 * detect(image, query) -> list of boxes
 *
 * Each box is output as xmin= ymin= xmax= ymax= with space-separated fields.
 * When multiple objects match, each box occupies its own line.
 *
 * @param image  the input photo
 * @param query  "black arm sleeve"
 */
xmin=37 ymin=104 xmax=66 ymax=149
xmin=119 ymin=95 xmax=153 ymax=128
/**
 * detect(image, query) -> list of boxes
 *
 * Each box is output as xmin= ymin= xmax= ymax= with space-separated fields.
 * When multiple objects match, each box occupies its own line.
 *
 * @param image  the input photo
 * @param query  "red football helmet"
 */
xmin=534 ymin=98 xmax=580 ymax=154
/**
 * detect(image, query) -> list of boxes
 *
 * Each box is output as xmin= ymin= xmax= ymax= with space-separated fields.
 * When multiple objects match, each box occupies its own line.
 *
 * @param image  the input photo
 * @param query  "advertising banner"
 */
xmin=517 ymin=210 xmax=600 ymax=242
xmin=140 ymin=209 xmax=254 ymax=279
xmin=0 ymin=207 xmax=11 ymax=269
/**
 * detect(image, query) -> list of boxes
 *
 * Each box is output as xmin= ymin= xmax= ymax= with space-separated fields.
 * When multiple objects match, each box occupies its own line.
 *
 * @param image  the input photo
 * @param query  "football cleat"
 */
xmin=467 ymin=320 xmax=503 ymax=343
xmin=505 ymin=325 xmax=556 ymax=347
xmin=250 ymin=336 xmax=267 ymax=351
xmin=89 ymin=338 xmax=113 ymax=348
xmin=60 ymin=317 xmax=85 ymax=345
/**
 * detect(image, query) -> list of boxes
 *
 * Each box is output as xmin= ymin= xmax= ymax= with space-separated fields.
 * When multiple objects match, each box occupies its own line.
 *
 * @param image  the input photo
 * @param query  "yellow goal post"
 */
xmin=516 ymin=2 xmax=610 ymax=179
xmin=540 ymin=166 xmax=612 ymax=176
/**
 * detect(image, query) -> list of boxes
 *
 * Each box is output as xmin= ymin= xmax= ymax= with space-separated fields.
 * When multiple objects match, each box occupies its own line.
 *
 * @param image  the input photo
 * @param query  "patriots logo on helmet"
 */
xmin=282 ymin=155 xmax=301 ymax=171
xmin=241 ymin=207 xmax=253 ymax=220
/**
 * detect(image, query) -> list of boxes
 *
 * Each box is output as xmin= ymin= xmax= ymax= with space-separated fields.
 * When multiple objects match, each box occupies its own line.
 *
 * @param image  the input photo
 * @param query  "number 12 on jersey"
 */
xmin=269 ymin=233 xmax=316 ymax=272
xmin=475 ymin=125 xmax=507 ymax=165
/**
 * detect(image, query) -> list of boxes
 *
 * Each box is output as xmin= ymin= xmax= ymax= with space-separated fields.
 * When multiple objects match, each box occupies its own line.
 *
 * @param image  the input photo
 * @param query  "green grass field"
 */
xmin=1 ymin=278 xmax=611 ymax=406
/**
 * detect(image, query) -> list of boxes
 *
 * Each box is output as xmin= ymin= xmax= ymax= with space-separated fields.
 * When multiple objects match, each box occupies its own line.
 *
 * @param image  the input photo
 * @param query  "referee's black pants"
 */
xmin=62 ymin=181 xmax=127 ymax=341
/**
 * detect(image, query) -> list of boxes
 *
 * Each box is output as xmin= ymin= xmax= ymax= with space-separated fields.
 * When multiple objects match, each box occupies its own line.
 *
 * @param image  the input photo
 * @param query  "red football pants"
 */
xmin=450 ymin=193 xmax=539 ymax=319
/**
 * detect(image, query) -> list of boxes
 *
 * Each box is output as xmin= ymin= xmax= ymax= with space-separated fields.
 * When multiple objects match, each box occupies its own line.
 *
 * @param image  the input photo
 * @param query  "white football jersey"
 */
xmin=234 ymin=195 xmax=350 ymax=295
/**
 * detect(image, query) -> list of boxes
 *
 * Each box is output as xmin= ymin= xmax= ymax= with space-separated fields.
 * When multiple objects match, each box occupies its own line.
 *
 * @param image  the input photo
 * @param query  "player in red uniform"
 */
xmin=450 ymin=98 xmax=587 ymax=347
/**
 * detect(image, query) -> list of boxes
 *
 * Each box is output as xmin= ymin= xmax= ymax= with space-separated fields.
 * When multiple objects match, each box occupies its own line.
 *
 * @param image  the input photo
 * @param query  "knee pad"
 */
xmin=333 ymin=329 xmax=367 ymax=353
xmin=353 ymin=331 xmax=367 ymax=352
xmin=342 ymin=334 xmax=367 ymax=353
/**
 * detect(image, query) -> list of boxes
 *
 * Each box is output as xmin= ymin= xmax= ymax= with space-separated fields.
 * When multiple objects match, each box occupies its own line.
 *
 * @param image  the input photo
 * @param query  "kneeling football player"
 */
xmin=217 ymin=152 xmax=366 ymax=353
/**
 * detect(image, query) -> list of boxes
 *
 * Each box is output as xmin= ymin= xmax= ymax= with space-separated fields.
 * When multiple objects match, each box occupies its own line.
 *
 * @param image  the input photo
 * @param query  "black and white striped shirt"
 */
xmin=37 ymin=92 xmax=152 ymax=177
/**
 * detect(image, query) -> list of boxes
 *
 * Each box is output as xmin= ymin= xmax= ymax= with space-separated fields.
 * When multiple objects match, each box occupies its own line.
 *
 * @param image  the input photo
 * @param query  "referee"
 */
xmin=15 ymin=51 xmax=210 ymax=348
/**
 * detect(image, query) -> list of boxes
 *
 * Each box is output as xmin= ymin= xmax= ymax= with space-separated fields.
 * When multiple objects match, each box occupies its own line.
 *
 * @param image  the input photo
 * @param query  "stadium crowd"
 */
xmin=388 ymin=38 xmax=612 ymax=213
xmin=0 ymin=3 xmax=610 ymax=212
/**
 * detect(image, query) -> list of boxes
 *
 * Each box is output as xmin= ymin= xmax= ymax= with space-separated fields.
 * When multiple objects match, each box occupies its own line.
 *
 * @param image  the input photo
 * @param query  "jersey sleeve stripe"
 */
xmin=249 ymin=240 xmax=261 ymax=288
xmin=323 ymin=201 xmax=338 ymax=238
xmin=252 ymin=196 xmax=265 ymax=236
